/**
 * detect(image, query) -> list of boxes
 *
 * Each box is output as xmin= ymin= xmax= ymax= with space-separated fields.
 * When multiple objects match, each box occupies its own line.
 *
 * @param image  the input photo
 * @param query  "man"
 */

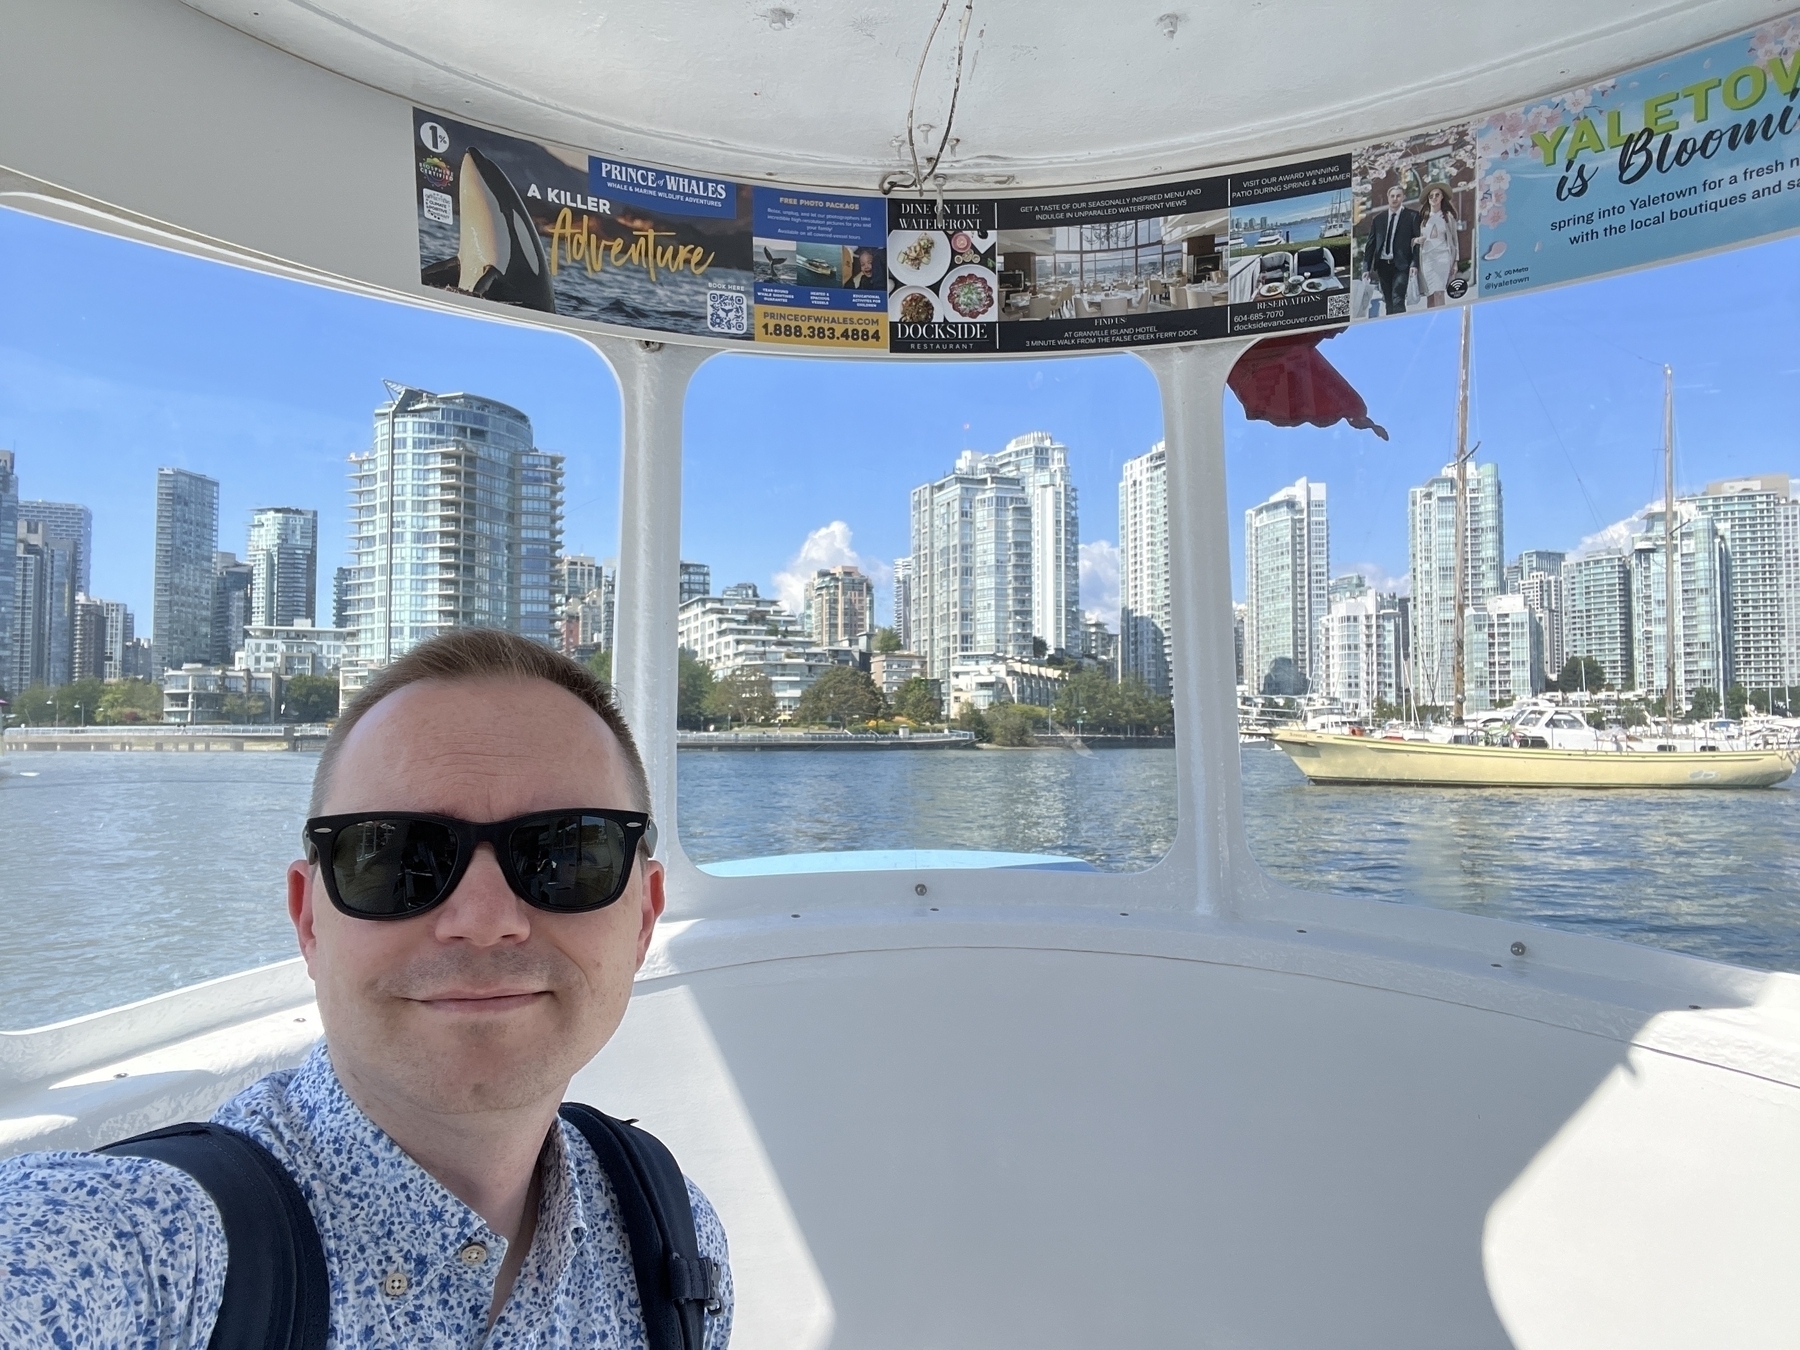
xmin=0 ymin=629 xmax=732 ymax=1347
xmin=1361 ymin=184 xmax=1420 ymax=315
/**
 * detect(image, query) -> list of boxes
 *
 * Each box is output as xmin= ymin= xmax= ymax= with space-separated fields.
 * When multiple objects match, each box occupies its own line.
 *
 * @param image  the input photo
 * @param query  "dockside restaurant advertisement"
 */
xmin=994 ymin=177 xmax=1229 ymax=352
xmin=888 ymin=198 xmax=999 ymax=353
xmin=1225 ymin=155 xmax=1353 ymax=334
xmin=407 ymin=13 xmax=1800 ymax=351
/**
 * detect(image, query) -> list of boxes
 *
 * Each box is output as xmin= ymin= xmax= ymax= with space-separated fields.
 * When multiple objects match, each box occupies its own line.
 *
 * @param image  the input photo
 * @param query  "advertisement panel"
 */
xmin=1350 ymin=126 xmax=1477 ymax=320
xmin=408 ymin=14 xmax=1800 ymax=351
xmin=887 ymin=198 xmax=1000 ymax=354
xmin=411 ymin=111 xmax=753 ymax=339
xmin=751 ymin=188 xmax=889 ymax=350
xmin=994 ymin=177 xmax=1229 ymax=352
xmin=1226 ymin=154 xmax=1354 ymax=335
xmin=1476 ymin=16 xmax=1800 ymax=297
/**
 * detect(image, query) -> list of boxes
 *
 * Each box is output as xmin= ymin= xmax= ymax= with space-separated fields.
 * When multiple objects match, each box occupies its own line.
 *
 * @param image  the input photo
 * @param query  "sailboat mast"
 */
xmin=1452 ymin=306 xmax=1472 ymax=725
xmin=1663 ymin=364 xmax=1677 ymax=734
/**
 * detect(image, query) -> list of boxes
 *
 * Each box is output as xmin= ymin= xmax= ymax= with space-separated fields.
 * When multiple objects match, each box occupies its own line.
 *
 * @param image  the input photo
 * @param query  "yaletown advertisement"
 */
xmin=1475 ymin=15 xmax=1800 ymax=295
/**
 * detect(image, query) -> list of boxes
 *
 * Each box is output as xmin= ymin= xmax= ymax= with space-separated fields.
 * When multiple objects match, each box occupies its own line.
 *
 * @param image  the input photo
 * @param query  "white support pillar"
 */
xmin=1141 ymin=339 xmax=1267 ymax=918
xmin=588 ymin=337 xmax=708 ymax=898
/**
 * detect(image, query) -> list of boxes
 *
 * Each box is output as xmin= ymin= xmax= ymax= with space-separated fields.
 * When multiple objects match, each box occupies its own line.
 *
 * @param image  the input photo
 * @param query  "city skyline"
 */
xmin=4 ymin=203 xmax=1800 ymax=659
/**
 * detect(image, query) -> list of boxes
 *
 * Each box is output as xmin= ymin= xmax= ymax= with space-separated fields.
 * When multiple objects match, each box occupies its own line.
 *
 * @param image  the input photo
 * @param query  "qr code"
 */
xmin=707 ymin=290 xmax=749 ymax=335
xmin=421 ymin=188 xmax=454 ymax=226
xmin=1325 ymin=291 xmax=1350 ymax=320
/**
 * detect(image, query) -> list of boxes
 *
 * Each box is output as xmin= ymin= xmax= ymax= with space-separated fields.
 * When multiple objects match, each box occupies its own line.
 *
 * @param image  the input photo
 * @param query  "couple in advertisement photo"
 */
xmin=1360 ymin=182 xmax=1463 ymax=315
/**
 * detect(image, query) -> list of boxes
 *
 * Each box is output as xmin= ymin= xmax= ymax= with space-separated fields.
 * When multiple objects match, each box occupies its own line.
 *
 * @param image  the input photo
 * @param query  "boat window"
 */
xmin=1233 ymin=235 xmax=1800 ymax=974
xmin=0 ymin=207 xmax=623 ymax=1028
xmin=677 ymin=351 xmax=1176 ymax=875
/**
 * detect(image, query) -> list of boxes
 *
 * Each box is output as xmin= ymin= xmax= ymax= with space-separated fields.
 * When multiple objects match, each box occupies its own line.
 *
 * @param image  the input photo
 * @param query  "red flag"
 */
xmin=1228 ymin=328 xmax=1388 ymax=440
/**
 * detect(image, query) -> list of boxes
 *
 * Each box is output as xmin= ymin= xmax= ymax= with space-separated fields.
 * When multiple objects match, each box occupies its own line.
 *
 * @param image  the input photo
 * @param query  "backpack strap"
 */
xmin=559 ymin=1103 xmax=720 ymax=1350
xmin=100 ymin=1123 xmax=329 ymax=1350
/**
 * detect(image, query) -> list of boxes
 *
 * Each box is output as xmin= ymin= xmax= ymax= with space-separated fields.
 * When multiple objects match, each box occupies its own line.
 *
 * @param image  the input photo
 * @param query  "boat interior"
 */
xmin=2 ymin=2 xmax=1798 ymax=1345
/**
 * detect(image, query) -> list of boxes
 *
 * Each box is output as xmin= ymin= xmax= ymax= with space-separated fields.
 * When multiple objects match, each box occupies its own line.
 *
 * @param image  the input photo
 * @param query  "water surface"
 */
xmin=0 ymin=747 xmax=1792 ymax=1028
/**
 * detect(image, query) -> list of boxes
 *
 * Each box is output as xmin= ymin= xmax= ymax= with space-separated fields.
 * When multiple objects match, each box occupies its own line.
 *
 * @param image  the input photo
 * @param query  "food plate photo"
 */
xmin=939 ymin=264 xmax=999 ymax=321
xmin=889 ymin=284 xmax=945 ymax=323
xmin=889 ymin=230 xmax=952 ymax=287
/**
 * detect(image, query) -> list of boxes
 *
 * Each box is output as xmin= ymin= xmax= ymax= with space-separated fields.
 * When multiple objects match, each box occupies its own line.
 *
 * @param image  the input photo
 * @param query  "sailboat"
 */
xmin=1274 ymin=315 xmax=1799 ymax=789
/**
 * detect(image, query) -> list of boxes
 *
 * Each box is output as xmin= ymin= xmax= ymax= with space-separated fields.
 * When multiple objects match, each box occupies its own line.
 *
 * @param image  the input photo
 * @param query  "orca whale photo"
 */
xmin=420 ymin=146 xmax=557 ymax=312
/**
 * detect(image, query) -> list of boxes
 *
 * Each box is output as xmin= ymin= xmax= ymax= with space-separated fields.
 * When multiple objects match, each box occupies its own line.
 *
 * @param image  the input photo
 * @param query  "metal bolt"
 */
xmin=1510 ymin=941 xmax=1527 ymax=957
xmin=915 ymin=883 xmax=927 ymax=896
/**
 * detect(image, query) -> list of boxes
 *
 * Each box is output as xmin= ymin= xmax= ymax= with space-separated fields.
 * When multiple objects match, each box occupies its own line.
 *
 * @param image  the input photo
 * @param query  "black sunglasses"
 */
xmin=303 ymin=809 xmax=656 ymax=920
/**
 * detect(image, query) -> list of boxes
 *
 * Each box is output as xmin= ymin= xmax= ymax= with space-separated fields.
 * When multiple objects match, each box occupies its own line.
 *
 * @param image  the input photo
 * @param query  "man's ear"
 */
xmin=633 ymin=859 xmax=666 ymax=970
xmin=288 ymin=859 xmax=321 ymax=970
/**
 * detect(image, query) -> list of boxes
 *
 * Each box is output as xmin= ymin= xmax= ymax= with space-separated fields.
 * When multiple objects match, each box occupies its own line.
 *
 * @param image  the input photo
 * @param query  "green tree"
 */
xmin=585 ymin=648 xmax=613 ymax=686
xmin=891 ymin=677 xmax=943 ymax=724
xmin=1552 ymin=654 xmax=1607 ymax=693
xmin=1725 ymin=683 xmax=1748 ymax=719
xmin=13 ymin=678 xmax=107 ymax=725
xmin=872 ymin=627 xmax=903 ymax=654
xmin=988 ymin=703 xmax=1042 ymax=747
xmin=97 ymin=678 xmax=161 ymax=724
xmin=704 ymin=667 xmax=777 ymax=726
xmin=954 ymin=702 xmax=992 ymax=743
xmin=676 ymin=649 xmax=715 ymax=729
xmin=1620 ymin=702 xmax=1649 ymax=728
xmin=223 ymin=691 xmax=270 ymax=722
xmin=796 ymin=666 xmax=886 ymax=726
xmin=283 ymin=674 xmax=340 ymax=722
xmin=1585 ymin=709 xmax=1607 ymax=730
xmin=1054 ymin=670 xmax=1174 ymax=736
xmin=1689 ymin=686 xmax=1719 ymax=720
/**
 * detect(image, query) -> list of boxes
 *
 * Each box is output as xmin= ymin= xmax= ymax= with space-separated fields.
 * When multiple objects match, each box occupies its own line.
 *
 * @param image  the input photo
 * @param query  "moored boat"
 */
xmin=1273 ymin=727 xmax=1798 ymax=789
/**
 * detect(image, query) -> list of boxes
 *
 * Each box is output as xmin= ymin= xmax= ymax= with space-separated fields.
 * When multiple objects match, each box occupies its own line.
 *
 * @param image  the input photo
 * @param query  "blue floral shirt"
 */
xmin=0 ymin=1043 xmax=733 ymax=1348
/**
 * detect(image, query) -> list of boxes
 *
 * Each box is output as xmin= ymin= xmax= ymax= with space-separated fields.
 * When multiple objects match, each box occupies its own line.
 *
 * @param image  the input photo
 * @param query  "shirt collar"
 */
xmin=270 ymin=1044 xmax=591 ymax=1301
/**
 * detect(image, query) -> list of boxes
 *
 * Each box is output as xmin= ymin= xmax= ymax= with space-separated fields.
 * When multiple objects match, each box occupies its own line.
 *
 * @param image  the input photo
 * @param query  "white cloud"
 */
xmin=771 ymin=521 xmax=890 ymax=616
xmin=1572 ymin=504 xmax=1653 ymax=558
xmin=1080 ymin=539 xmax=1120 ymax=629
xmin=1342 ymin=561 xmax=1411 ymax=596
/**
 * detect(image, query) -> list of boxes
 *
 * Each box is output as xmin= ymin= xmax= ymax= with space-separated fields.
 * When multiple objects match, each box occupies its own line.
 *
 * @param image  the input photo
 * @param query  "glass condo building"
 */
xmin=340 ymin=384 xmax=563 ymax=692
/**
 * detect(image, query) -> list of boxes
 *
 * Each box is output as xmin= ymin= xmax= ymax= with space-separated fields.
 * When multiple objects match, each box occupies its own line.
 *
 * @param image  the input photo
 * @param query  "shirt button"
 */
xmin=458 ymin=1241 xmax=489 ymax=1266
xmin=382 ymin=1271 xmax=410 ymax=1298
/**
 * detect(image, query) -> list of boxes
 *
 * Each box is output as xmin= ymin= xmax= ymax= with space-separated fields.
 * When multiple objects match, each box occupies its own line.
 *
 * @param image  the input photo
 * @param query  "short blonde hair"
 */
xmin=309 ymin=628 xmax=649 ymax=819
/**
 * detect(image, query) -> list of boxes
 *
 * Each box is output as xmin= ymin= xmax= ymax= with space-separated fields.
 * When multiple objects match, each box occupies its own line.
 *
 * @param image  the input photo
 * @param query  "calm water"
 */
xmin=0 ymin=748 xmax=1793 ymax=1027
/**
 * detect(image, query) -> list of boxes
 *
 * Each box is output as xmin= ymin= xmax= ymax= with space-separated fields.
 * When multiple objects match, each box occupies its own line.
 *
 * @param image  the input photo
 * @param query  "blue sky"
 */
xmin=3 ymin=202 xmax=1797 ymax=639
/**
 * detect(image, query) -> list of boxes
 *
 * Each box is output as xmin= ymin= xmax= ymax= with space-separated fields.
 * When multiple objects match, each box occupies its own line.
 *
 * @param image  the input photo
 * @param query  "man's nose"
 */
xmin=431 ymin=842 xmax=532 ymax=945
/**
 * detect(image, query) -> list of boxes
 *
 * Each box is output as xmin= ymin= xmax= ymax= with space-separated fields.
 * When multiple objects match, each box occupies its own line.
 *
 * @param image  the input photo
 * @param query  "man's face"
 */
xmin=1388 ymin=187 xmax=1405 ymax=210
xmin=287 ymin=676 xmax=663 ymax=1120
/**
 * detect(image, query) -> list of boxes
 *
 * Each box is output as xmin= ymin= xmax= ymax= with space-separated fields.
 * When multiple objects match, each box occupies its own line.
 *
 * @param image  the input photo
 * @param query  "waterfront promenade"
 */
xmin=3 ymin=726 xmax=331 ymax=753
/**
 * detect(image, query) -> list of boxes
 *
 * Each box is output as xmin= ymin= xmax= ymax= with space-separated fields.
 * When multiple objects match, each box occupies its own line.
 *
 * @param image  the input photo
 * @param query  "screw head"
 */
xmin=915 ymin=883 xmax=927 ymax=896
xmin=1510 ymin=941 xmax=1527 ymax=957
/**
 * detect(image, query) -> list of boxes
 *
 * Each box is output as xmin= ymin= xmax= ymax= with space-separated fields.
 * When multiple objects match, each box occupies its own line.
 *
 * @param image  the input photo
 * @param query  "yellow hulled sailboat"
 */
xmin=1272 ymin=728 xmax=1797 ymax=789
xmin=1276 ymin=316 xmax=1798 ymax=791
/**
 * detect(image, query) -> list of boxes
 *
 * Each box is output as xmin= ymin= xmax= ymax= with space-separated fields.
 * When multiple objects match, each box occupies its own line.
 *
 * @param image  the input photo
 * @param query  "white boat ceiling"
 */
xmin=181 ymin=0 xmax=1793 ymax=188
